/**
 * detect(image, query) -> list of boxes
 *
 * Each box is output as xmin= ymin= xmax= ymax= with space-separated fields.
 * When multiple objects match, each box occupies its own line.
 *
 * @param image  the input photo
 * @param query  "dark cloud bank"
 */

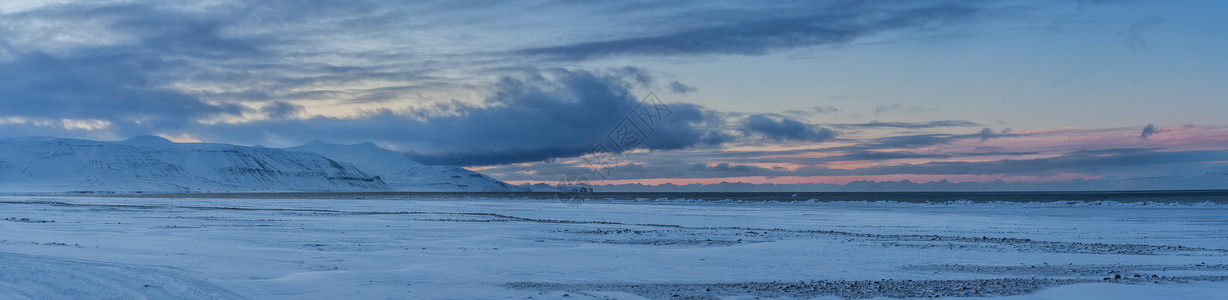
xmin=3 ymin=0 xmax=917 ymax=165
xmin=519 ymin=2 xmax=983 ymax=60
xmin=198 ymin=68 xmax=846 ymax=166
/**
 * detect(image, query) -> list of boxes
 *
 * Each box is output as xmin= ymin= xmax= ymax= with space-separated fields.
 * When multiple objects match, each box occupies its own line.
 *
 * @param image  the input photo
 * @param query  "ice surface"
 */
xmin=1 ymin=196 xmax=1225 ymax=299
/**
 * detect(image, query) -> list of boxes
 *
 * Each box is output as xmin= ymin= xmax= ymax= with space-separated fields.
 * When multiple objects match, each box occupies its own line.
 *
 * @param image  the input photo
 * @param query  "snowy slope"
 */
xmin=0 ymin=136 xmax=388 ymax=192
xmin=287 ymin=141 xmax=527 ymax=192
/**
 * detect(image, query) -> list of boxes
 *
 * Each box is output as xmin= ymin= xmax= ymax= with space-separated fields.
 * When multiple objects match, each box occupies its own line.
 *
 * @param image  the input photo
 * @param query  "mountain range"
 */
xmin=2 ymin=136 xmax=1221 ymax=193
xmin=0 ymin=136 xmax=524 ymax=192
xmin=594 ymin=170 xmax=1228 ymax=192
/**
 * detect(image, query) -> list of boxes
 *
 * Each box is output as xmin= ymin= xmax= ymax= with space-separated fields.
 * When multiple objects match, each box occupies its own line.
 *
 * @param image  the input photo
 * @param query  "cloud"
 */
xmin=740 ymin=114 xmax=837 ymax=142
xmin=0 ymin=1 xmax=479 ymax=112
xmin=1067 ymin=148 xmax=1164 ymax=156
xmin=1119 ymin=17 xmax=1163 ymax=51
xmin=978 ymin=128 xmax=998 ymax=141
xmin=1140 ymin=124 xmax=1162 ymax=139
xmin=261 ymin=101 xmax=305 ymax=119
xmin=844 ymin=148 xmax=1228 ymax=176
xmin=491 ymin=147 xmax=1228 ymax=181
xmin=858 ymin=133 xmax=962 ymax=149
xmin=0 ymin=51 xmax=244 ymax=137
xmin=518 ymin=2 xmax=982 ymax=61
xmin=0 ymin=0 xmax=1211 ymax=184
xmin=667 ymin=81 xmax=697 ymax=94
xmin=976 ymin=128 xmax=1021 ymax=141
xmin=783 ymin=106 xmax=840 ymax=117
xmin=481 ymin=124 xmax=1228 ymax=182
xmin=830 ymin=120 xmax=980 ymax=129
xmin=576 ymin=162 xmax=780 ymax=180
xmin=850 ymin=127 xmax=1027 ymax=149
xmin=192 ymin=68 xmax=725 ymax=166
xmin=2 ymin=0 xmax=887 ymax=167
xmin=0 ymin=1 xmax=431 ymax=137
xmin=874 ymin=103 xmax=934 ymax=114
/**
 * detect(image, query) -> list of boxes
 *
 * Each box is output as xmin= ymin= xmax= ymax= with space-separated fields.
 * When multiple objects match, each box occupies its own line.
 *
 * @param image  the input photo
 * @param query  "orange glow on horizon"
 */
xmin=505 ymin=173 xmax=1105 ymax=187
xmin=493 ymin=125 xmax=1228 ymax=187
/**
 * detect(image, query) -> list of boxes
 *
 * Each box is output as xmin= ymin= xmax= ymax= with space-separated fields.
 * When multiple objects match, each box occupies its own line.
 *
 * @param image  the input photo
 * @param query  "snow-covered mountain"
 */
xmin=0 ymin=136 xmax=388 ymax=192
xmin=286 ymin=141 xmax=526 ymax=192
xmin=0 ymin=136 xmax=527 ymax=193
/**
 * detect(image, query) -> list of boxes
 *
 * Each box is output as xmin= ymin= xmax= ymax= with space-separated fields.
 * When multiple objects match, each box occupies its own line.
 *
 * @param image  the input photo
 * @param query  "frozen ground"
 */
xmin=1 ymin=195 xmax=1226 ymax=299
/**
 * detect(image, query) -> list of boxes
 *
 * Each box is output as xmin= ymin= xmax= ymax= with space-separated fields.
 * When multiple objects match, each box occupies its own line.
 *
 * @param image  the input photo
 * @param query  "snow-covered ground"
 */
xmin=1 ymin=195 xmax=1225 ymax=299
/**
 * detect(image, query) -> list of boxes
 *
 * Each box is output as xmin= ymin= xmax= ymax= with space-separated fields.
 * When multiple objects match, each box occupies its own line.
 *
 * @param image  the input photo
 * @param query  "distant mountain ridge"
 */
xmin=0 ymin=136 xmax=522 ymax=192
xmin=593 ymin=171 xmax=1228 ymax=192
xmin=287 ymin=141 xmax=525 ymax=192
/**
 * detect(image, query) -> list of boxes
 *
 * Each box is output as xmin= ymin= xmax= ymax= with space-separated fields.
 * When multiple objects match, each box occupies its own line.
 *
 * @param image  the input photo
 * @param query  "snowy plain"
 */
xmin=1 ymin=195 xmax=1226 ymax=299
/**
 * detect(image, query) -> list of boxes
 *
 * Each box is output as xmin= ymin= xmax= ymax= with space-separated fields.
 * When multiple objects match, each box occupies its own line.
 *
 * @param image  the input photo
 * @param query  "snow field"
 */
xmin=1 ymin=196 xmax=1226 ymax=299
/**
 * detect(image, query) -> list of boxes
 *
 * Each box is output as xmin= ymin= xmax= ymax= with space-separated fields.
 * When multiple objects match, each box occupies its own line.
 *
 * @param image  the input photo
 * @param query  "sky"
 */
xmin=1 ymin=0 xmax=1227 ymax=188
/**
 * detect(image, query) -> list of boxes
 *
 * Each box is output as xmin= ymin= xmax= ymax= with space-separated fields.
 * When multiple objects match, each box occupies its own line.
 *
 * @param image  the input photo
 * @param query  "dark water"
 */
xmin=100 ymin=190 xmax=1228 ymax=204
